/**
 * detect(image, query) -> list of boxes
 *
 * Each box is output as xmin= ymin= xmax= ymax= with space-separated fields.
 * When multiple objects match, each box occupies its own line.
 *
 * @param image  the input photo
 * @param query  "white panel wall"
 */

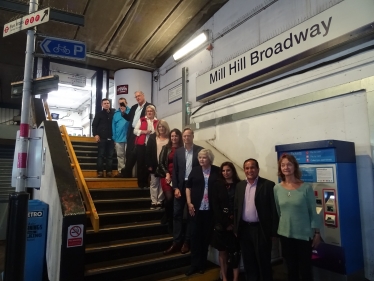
xmin=152 ymin=0 xmax=374 ymax=279
xmin=114 ymin=69 xmax=152 ymax=108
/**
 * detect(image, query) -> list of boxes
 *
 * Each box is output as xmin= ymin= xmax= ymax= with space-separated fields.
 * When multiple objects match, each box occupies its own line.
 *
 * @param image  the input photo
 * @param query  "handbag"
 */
xmin=155 ymin=164 xmax=166 ymax=178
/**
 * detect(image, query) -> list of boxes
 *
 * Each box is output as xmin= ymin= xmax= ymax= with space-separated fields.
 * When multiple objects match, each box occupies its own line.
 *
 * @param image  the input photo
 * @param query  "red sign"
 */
xmin=117 ymin=84 xmax=128 ymax=95
xmin=30 ymin=17 xmax=34 ymax=23
xmin=35 ymin=15 xmax=40 ymax=21
xmin=67 ymin=224 xmax=83 ymax=248
xmin=25 ymin=18 xmax=29 ymax=25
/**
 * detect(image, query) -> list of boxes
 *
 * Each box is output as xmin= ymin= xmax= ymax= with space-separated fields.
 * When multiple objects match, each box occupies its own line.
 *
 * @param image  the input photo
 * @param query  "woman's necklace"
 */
xmin=288 ymin=191 xmax=291 ymax=197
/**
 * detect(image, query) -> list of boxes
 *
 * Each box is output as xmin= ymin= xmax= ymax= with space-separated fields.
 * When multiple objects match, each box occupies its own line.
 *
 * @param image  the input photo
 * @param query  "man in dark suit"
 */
xmin=234 ymin=158 xmax=279 ymax=281
xmin=163 ymin=128 xmax=203 ymax=255
xmin=115 ymin=91 xmax=151 ymax=180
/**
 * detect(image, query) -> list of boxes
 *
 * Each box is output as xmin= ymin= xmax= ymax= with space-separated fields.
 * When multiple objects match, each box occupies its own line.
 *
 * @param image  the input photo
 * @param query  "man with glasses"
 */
xmin=112 ymin=97 xmax=130 ymax=174
xmin=115 ymin=91 xmax=151 ymax=181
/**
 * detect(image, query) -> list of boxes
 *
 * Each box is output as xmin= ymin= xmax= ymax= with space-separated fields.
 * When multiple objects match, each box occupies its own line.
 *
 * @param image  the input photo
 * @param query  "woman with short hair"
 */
xmin=185 ymin=149 xmax=228 ymax=276
xmin=133 ymin=105 xmax=158 ymax=189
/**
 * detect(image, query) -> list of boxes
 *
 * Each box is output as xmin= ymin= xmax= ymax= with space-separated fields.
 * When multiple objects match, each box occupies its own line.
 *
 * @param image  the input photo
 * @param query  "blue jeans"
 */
xmin=173 ymin=191 xmax=190 ymax=243
xmin=97 ymin=139 xmax=114 ymax=172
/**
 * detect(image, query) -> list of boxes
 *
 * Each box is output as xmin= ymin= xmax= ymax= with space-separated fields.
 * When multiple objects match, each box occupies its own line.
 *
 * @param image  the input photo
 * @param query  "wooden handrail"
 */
xmin=59 ymin=125 xmax=100 ymax=232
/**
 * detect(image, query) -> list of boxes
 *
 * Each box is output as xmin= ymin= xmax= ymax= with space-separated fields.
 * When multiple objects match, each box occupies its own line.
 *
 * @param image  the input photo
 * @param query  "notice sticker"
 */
xmin=67 ymin=224 xmax=83 ymax=248
xmin=316 ymin=168 xmax=334 ymax=183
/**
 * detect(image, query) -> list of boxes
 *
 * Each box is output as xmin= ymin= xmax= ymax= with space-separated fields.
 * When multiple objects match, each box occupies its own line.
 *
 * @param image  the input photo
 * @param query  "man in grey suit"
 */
xmin=234 ymin=158 xmax=279 ymax=281
xmin=163 ymin=128 xmax=203 ymax=255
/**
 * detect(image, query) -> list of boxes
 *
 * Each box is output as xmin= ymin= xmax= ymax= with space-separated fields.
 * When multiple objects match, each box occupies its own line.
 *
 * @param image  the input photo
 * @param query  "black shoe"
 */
xmin=185 ymin=267 xmax=202 ymax=276
xmin=150 ymin=203 xmax=156 ymax=210
xmin=156 ymin=202 xmax=163 ymax=210
xmin=114 ymin=173 xmax=124 ymax=178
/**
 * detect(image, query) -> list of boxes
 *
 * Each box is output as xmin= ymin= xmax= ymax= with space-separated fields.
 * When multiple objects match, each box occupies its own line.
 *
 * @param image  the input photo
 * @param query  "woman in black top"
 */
xmin=211 ymin=162 xmax=241 ymax=281
xmin=185 ymin=149 xmax=228 ymax=276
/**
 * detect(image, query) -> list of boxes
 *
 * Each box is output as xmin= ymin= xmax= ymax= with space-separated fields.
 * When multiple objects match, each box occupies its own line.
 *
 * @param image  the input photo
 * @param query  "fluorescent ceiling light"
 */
xmin=58 ymin=83 xmax=92 ymax=91
xmin=173 ymin=32 xmax=208 ymax=61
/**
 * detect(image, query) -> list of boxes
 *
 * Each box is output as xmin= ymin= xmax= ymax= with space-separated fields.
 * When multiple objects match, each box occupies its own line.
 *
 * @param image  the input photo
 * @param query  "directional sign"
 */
xmin=3 ymin=8 xmax=50 ymax=37
xmin=40 ymin=37 xmax=86 ymax=61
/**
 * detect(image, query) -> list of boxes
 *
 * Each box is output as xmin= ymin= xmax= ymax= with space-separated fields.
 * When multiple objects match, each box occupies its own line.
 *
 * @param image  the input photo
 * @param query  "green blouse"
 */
xmin=274 ymin=182 xmax=320 ymax=241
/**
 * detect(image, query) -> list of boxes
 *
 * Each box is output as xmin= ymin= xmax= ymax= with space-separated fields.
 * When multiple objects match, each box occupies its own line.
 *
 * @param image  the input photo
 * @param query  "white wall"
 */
xmin=153 ymin=0 xmax=374 ymax=279
xmin=38 ymin=130 xmax=63 ymax=281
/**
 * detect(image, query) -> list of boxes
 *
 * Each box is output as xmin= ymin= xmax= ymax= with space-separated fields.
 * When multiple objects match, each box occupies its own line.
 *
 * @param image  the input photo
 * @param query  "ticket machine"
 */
xmin=275 ymin=140 xmax=364 ymax=280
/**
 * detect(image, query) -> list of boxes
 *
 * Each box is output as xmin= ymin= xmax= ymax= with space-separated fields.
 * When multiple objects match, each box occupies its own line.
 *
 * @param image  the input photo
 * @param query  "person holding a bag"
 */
xmin=158 ymin=128 xmax=184 ymax=229
xmin=133 ymin=105 xmax=158 ymax=189
xmin=146 ymin=119 xmax=170 ymax=209
xmin=211 ymin=162 xmax=241 ymax=281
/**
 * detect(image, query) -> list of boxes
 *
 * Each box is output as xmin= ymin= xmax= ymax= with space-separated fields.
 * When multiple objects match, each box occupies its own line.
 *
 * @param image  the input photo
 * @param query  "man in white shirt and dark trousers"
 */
xmin=163 ymin=128 xmax=203 ymax=255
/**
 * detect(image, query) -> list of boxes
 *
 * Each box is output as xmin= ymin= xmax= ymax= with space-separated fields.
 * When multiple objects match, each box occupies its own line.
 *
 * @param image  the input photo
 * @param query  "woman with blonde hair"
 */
xmin=146 ymin=119 xmax=170 ymax=209
xmin=185 ymin=149 xmax=228 ymax=276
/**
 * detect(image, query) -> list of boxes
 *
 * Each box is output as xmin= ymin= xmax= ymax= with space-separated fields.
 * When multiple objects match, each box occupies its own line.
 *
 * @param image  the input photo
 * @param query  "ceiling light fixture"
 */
xmin=173 ymin=31 xmax=208 ymax=61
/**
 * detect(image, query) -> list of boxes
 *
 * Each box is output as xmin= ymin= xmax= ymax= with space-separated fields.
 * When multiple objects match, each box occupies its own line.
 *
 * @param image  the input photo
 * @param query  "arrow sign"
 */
xmin=40 ymin=37 xmax=86 ymax=61
xmin=3 ymin=8 xmax=50 ymax=37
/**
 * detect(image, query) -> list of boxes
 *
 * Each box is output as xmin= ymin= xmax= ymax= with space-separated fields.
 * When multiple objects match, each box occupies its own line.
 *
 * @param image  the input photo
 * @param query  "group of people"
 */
xmin=92 ymin=91 xmax=321 ymax=281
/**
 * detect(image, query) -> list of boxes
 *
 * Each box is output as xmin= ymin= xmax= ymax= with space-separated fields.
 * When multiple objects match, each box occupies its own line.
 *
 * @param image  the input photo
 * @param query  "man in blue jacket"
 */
xmin=112 ymin=97 xmax=130 ymax=174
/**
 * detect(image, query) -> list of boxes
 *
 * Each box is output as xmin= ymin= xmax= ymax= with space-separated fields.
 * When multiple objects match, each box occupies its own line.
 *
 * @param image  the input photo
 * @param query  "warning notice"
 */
xmin=67 ymin=224 xmax=83 ymax=248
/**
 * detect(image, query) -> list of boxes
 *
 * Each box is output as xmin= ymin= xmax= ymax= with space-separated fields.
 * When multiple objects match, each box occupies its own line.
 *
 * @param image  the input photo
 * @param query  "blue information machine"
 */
xmin=275 ymin=140 xmax=364 ymax=280
xmin=25 ymin=200 xmax=48 ymax=281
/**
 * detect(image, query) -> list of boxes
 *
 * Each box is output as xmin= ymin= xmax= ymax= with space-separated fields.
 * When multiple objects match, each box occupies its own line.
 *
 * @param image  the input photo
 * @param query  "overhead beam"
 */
xmin=0 ymin=0 xmax=84 ymax=26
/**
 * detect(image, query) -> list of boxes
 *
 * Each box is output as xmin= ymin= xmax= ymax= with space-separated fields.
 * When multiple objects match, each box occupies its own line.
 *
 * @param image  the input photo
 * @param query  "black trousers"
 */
xmin=280 ymin=236 xmax=313 ymax=281
xmin=189 ymin=210 xmax=213 ymax=270
xmin=239 ymin=222 xmax=273 ymax=281
xmin=135 ymin=144 xmax=148 ymax=188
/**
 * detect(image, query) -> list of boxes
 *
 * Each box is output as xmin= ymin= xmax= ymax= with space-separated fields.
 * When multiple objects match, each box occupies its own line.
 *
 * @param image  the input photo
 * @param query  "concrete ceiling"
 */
xmin=0 ymin=0 xmax=228 ymax=108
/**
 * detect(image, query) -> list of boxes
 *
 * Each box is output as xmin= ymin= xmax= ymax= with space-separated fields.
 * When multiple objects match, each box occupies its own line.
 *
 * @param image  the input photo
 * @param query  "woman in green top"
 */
xmin=274 ymin=154 xmax=321 ymax=281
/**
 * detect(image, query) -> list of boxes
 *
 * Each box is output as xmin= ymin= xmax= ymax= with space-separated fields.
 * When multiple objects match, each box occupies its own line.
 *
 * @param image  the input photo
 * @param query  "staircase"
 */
xmin=66 ymin=136 xmax=220 ymax=281
xmin=0 ymin=144 xmax=15 ymax=203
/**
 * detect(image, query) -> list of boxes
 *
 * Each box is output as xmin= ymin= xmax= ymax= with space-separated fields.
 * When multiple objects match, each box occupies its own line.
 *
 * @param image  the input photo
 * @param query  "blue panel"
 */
xmin=275 ymin=140 xmax=356 ymax=163
xmin=335 ymin=163 xmax=363 ymax=274
xmin=40 ymin=37 xmax=86 ymax=61
xmin=283 ymin=149 xmax=336 ymax=164
xmin=25 ymin=200 xmax=49 ymax=281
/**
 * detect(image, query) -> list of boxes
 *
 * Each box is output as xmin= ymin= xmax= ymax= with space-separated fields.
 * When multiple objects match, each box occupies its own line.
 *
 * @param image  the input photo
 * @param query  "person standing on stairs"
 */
xmin=146 ymin=119 xmax=170 ymax=209
xmin=163 ymin=127 xmax=203 ymax=255
xmin=92 ymin=98 xmax=115 ymax=178
xmin=158 ymin=128 xmax=184 ymax=232
xmin=133 ymin=105 xmax=158 ymax=189
xmin=112 ymin=97 xmax=130 ymax=175
xmin=115 ymin=91 xmax=151 ymax=179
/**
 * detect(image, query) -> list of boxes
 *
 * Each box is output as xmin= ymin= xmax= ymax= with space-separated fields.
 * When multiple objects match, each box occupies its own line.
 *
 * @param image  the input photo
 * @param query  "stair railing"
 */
xmin=60 ymin=125 xmax=100 ymax=232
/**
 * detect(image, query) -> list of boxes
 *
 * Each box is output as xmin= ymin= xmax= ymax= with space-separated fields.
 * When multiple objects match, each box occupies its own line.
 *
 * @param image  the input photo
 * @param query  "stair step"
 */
xmin=82 ymin=170 xmax=121 ymax=177
xmin=94 ymin=208 xmax=163 ymax=226
xmin=84 ymin=252 xmax=190 ymax=281
xmin=85 ymin=234 xmax=172 ymax=264
xmin=125 ymin=262 xmax=220 ymax=281
xmin=86 ymin=221 xmax=168 ymax=244
xmin=86 ymin=178 xmax=138 ymax=189
xmin=89 ymin=188 xmax=149 ymax=200
xmin=93 ymin=197 xmax=151 ymax=211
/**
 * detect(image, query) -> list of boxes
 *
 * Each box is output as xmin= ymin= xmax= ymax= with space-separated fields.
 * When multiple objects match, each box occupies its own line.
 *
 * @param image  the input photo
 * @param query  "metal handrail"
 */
xmin=59 ymin=125 xmax=99 ymax=232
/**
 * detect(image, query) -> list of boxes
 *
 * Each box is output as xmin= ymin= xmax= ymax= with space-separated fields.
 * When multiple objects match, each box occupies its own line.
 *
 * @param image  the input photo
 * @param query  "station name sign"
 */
xmin=3 ymin=8 xmax=50 ymax=37
xmin=196 ymin=0 xmax=374 ymax=101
